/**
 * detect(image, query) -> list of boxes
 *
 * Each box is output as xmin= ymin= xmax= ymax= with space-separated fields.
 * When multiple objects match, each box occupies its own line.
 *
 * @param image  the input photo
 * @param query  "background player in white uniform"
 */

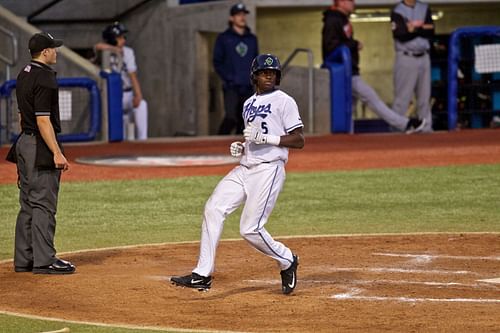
xmin=171 ymin=54 xmax=304 ymax=294
xmin=95 ymin=22 xmax=148 ymax=140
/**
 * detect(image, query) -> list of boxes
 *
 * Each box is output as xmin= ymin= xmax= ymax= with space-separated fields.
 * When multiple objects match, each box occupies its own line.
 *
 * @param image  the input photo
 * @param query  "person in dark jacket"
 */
xmin=213 ymin=3 xmax=259 ymax=134
xmin=322 ymin=0 xmax=425 ymax=134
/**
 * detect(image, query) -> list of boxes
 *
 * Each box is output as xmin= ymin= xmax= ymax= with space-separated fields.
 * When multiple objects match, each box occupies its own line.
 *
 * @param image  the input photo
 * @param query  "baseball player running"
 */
xmin=95 ymin=22 xmax=148 ymax=140
xmin=171 ymin=54 xmax=304 ymax=294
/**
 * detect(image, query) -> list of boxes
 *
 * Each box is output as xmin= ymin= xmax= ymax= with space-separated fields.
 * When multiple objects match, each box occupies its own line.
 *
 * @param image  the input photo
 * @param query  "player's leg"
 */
xmin=133 ymin=99 xmax=148 ymax=140
xmin=122 ymin=92 xmax=134 ymax=140
xmin=392 ymin=53 xmax=419 ymax=117
xmin=239 ymin=162 xmax=298 ymax=294
xmin=415 ymin=56 xmax=433 ymax=132
xmin=352 ymin=76 xmax=409 ymax=131
xmin=171 ymin=166 xmax=246 ymax=289
xmin=218 ymin=87 xmax=239 ymax=135
xmin=239 ymin=162 xmax=294 ymax=269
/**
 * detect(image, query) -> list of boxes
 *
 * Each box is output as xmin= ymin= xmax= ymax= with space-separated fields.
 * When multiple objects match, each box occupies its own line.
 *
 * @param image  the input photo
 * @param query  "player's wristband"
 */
xmin=265 ymin=135 xmax=280 ymax=146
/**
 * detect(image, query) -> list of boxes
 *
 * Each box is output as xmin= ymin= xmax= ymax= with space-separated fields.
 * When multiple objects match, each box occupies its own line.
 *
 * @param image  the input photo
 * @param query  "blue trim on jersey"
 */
xmin=286 ymin=123 xmax=304 ymax=133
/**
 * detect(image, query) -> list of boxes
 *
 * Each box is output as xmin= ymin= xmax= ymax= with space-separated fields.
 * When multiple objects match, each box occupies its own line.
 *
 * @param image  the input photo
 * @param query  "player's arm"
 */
xmin=37 ymin=116 xmax=69 ymax=171
xmin=94 ymin=42 xmax=122 ymax=54
xmin=129 ymin=71 xmax=143 ymax=108
xmin=279 ymin=127 xmax=305 ymax=149
xmin=244 ymin=124 xmax=304 ymax=149
xmin=419 ymin=7 xmax=435 ymax=37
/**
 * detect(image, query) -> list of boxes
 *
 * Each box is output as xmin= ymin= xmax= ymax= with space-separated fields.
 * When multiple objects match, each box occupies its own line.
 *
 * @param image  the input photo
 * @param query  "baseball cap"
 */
xmin=28 ymin=32 xmax=63 ymax=53
xmin=230 ymin=3 xmax=249 ymax=16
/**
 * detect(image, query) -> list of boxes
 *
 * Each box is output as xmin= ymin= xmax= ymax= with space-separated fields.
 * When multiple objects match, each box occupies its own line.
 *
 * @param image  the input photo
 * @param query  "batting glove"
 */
xmin=243 ymin=123 xmax=280 ymax=146
xmin=230 ymin=141 xmax=244 ymax=157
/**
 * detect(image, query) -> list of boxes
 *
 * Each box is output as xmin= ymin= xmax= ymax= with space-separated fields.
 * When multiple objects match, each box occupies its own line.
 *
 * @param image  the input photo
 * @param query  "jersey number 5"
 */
xmin=261 ymin=122 xmax=268 ymax=134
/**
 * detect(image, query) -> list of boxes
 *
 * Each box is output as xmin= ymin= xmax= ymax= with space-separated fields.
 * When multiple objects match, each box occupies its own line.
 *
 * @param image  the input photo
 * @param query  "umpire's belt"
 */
xmin=402 ymin=50 xmax=428 ymax=57
xmin=23 ymin=130 xmax=38 ymax=136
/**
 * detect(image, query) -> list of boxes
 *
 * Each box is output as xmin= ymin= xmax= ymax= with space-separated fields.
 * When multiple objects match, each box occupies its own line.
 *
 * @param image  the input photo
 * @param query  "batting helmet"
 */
xmin=250 ymin=54 xmax=282 ymax=85
xmin=102 ymin=22 xmax=128 ymax=46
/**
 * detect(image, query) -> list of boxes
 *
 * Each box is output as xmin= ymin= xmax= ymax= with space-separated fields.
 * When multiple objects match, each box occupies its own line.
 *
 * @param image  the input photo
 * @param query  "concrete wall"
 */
xmin=3 ymin=0 xmax=500 ymax=138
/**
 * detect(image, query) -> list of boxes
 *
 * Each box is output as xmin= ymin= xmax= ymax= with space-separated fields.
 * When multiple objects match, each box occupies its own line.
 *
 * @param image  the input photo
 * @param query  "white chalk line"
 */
xmin=0 ymin=310 xmax=250 ymax=333
xmin=323 ymin=267 xmax=477 ymax=275
xmin=330 ymin=294 xmax=500 ymax=303
xmin=243 ymin=278 xmax=497 ymax=289
xmin=373 ymin=253 xmax=500 ymax=261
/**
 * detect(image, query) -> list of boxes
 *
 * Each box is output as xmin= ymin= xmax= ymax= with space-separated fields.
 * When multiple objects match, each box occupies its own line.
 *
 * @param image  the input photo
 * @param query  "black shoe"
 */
xmin=171 ymin=272 xmax=212 ymax=290
xmin=405 ymin=118 xmax=426 ymax=134
xmin=280 ymin=255 xmax=298 ymax=295
xmin=33 ymin=258 xmax=76 ymax=275
xmin=14 ymin=265 xmax=33 ymax=273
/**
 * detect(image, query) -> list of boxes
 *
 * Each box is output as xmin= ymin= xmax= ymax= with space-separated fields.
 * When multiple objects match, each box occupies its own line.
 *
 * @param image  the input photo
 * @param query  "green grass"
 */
xmin=0 ymin=164 xmax=499 ymax=332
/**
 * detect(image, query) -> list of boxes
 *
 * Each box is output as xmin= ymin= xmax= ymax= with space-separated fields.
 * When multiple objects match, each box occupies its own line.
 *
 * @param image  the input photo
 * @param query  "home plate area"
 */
xmin=1 ymin=233 xmax=499 ymax=332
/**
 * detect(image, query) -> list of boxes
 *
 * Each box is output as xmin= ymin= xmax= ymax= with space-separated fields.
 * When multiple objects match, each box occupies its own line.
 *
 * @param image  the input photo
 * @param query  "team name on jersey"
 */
xmin=244 ymin=99 xmax=272 ymax=122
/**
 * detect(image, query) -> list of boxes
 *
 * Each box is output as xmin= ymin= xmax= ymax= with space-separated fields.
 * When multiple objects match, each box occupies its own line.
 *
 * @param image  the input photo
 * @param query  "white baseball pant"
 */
xmin=193 ymin=161 xmax=294 ymax=277
xmin=123 ymin=91 xmax=148 ymax=140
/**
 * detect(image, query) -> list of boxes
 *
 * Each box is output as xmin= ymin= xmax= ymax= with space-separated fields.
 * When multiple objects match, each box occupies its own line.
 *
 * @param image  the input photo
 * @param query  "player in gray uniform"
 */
xmin=322 ymin=0 xmax=425 ymax=133
xmin=171 ymin=54 xmax=303 ymax=294
xmin=391 ymin=0 xmax=434 ymax=132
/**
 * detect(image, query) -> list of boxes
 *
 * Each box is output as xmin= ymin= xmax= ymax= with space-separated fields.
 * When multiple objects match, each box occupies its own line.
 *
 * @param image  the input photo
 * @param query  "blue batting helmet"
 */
xmin=102 ymin=22 xmax=128 ymax=46
xmin=250 ymin=54 xmax=282 ymax=85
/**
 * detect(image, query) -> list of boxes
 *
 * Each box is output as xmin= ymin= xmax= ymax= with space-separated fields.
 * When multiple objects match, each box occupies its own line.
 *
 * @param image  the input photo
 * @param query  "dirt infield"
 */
xmin=0 ymin=235 xmax=499 ymax=332
xmin=1 ymin=129 xmax=500 ymax=332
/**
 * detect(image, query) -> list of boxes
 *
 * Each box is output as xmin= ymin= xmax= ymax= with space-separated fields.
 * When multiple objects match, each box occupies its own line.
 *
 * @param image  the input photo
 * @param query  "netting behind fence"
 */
xmin=446 ymin=26 xmax=500 ymax=130
xmin=0 ymin=77 xmax=100 ymax=143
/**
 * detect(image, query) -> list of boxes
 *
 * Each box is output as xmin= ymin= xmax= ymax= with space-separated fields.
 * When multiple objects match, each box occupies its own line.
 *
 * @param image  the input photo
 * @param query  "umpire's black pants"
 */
xmin=14 ymin=133 xmax=60 ymax=268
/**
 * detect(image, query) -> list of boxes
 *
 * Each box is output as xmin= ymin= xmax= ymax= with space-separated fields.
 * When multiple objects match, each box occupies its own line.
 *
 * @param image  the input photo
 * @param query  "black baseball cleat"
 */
xmin=280 ymin=255 xmax=298 ymax=295
xmin=33 ymin=258 xmax=76 ymax=275
xmin=171 ymin=272 xmax=212 ymax=290
xmin=405 ymin=118 xmax=426 ymax=134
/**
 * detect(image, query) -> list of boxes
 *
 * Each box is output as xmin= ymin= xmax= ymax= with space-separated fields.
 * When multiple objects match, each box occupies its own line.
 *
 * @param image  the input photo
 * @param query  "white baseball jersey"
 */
xmin=110 ymin=46 xmax=137 ymax=91
xmin=240 ymin=89 xmax=303 ymax=167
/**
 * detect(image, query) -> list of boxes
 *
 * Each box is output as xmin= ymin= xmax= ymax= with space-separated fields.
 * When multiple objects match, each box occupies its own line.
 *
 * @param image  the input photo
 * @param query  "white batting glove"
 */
xmin=230 ymin=141 xmax=244 ymax=157
xmin=243 ymin=123 xmax=281 ymax=146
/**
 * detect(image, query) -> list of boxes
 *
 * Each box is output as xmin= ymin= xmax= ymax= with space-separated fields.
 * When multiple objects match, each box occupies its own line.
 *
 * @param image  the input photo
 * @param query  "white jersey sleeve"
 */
xmin=119 ymin=46 xmax=137 ymax=90
xmin=240 ymin=90 xmax=303 ymax=167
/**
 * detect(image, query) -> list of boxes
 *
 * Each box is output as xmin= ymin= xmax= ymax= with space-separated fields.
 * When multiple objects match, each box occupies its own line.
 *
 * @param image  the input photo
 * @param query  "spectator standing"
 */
xmin=391 ymin=0 xmax=435 ymax=132
xmin=322 ymin=0 xmax=425 ymax=133
xmin=214 ymin=3 xmax=259 ymax=134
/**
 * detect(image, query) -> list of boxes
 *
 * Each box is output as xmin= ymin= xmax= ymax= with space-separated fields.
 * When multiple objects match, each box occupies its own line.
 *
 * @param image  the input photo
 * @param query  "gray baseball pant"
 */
xmin=392 ymin=52 xmax=432 ymax=132
xmin=352 ymin=75 xmax=409 ymax=131
xmin=15 ymin=133 xmax=60 ymax=268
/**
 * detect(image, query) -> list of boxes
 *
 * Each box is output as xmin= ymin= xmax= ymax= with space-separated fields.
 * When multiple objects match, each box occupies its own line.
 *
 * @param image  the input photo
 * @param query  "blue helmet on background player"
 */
xmin=250 ymin=54 xmax=281 ymax=85
xmin=102 ymin=22 xmax=128 ymax=46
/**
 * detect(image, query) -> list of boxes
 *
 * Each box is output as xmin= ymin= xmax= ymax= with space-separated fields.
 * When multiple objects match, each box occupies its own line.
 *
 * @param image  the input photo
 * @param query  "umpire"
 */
xmin=11 ymin=32 xmax=75 ymax=274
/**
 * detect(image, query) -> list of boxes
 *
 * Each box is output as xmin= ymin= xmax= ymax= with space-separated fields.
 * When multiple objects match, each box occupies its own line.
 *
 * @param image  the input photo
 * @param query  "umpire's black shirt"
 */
xmin=16 ymin=60 xmax=61 ymax=134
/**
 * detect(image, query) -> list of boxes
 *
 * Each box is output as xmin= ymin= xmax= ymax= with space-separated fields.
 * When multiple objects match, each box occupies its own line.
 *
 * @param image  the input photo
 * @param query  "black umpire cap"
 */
xmin=29 ymin=32 xmax=63 ymax=54
xmin=230 ymin=3 xmax=249 ymax=16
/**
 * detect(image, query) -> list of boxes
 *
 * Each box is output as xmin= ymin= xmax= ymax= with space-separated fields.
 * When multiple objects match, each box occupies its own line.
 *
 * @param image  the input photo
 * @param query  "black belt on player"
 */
xmin=123 ymin=87 xmax=133 ymax=92
xmin=403 ymin=50 xmax=428 ymax=57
